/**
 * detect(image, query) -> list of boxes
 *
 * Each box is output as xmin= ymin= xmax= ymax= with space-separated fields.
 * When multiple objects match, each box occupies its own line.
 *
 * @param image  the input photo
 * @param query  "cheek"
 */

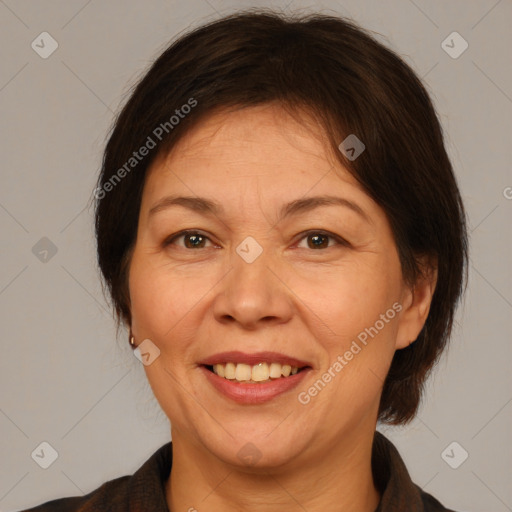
xmin=128 ymin=250 xmax=176 ymax=336
xmin=128 ymin=249 xmax=213 ymax=342
xmin=295 ymin=257 xmax=402 ymax=400
xmin=295 ymin=258 xmax=400 ymax=337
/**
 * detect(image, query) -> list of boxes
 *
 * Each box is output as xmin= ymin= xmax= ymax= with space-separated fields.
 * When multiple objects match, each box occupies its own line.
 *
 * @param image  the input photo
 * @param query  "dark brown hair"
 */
xmin=94 ymin=10 xmax=469 ymax=424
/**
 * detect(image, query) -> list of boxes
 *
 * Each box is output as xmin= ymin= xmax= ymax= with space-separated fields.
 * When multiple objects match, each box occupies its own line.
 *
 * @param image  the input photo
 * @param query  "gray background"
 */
xmin=1 ymin=1 xmax=511 ymax=511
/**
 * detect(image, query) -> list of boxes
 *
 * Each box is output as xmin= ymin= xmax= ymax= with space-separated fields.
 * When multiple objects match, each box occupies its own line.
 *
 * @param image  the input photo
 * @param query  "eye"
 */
xmin=163 ymin=229 xmax=349 ymax=251
xmin=295 ymin=230 xmax=349 ymax=250
xmin=163 ymin=230 xmax=215 ymax=249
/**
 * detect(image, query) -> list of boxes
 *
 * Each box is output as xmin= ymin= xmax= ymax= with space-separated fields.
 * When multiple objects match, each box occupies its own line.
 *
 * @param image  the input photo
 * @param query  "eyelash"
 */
xmin=163 ymin=229 xmax=349 ymax=251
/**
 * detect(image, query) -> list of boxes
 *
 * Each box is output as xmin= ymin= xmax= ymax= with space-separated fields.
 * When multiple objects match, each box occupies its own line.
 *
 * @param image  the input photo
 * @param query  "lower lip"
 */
xmin=200 ymin=365 xmax=312 ymax=404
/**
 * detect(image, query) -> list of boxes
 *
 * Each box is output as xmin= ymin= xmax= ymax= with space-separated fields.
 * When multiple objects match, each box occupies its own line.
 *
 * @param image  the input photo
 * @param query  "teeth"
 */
xmin=251 ymin=362 xmax=269 ymax=382
xmin=269 ymin=363 xmax=282 ymax=378
xmin=211 ymin=362 xmax=301 ymax=383
xmin=224 ymin=362 xmax=236 ymax=380
xmin=235 ymin=363 xmax=252 ymax=382
xmin=216 ymin=363 xmax=225 ymax=378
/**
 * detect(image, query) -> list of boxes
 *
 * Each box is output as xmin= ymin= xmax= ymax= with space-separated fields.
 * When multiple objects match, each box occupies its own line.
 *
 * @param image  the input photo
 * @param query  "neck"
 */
xmin=165 ymin=425 xmax=381 ymax=512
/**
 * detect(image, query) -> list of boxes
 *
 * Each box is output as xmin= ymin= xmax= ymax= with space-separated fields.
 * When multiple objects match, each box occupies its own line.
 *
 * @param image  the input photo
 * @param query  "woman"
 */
xmin=23 ymin=10 xmax=468 ymax=512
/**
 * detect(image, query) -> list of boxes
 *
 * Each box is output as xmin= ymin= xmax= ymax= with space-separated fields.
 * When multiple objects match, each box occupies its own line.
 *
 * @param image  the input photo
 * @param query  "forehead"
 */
xmin=138 ymin=104 xmax=391 ymax=240
xmin=167 ymin=104 xmax=327 ymax=156
xmin=144 ymin=104 xmax=362 ymax=195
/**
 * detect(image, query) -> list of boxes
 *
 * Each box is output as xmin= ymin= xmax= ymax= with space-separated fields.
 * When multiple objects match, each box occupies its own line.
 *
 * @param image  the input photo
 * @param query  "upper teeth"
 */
xmin=212 ymin=362 xmax=300 ymax=382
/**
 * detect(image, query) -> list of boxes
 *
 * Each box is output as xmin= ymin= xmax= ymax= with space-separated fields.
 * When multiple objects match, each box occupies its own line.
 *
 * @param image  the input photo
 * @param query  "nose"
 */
xmin=211 ymin=242 xmax=294 ymax=330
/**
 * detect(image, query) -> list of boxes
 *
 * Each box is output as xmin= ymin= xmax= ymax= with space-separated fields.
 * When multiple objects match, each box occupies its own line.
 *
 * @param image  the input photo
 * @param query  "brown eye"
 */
xmin=296 ymin=231 xmax=348 ymax=250
xmin=164 ymin=231 xmax=213 ymax=249
xmin=163 ymin=229 xmax=348 ymax=251
xmin=307 ymin=233 xmax=329 ymax=249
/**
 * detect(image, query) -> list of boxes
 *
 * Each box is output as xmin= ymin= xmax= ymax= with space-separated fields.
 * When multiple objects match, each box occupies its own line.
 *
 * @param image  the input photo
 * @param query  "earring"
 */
xmin=129 ymin=333 xmax=135 ymax=347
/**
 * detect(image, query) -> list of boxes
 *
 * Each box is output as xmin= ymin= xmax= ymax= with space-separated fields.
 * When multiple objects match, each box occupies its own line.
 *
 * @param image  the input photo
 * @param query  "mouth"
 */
xmin=202 ymin=362 xmax=310 ymax=384
xmin=198 ymin=351 xmax=313 ymax=403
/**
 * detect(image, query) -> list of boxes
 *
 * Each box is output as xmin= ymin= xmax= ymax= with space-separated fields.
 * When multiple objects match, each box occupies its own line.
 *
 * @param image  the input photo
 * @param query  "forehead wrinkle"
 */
xmin=169 ymin=105 xmax=331 ymax=163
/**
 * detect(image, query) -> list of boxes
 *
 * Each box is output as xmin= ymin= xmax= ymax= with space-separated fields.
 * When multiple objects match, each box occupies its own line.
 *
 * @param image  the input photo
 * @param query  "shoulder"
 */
xmin=373 ymin=431 xmax=462 ymax=512
xmin=17 ymin=442 xmax=172 ymax=512
xmin=416 ymin=485 xmax=459 ymax=512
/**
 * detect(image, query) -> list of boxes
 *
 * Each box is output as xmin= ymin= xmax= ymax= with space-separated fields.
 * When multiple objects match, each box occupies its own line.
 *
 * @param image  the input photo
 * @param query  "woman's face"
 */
xmin=129 ymin=104 xmax=429 ymax=469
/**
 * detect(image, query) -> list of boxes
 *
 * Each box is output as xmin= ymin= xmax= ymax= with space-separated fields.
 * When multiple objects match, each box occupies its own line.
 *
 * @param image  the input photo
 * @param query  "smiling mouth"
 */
xmin=204 ymin=362 xmax=309 ymax=384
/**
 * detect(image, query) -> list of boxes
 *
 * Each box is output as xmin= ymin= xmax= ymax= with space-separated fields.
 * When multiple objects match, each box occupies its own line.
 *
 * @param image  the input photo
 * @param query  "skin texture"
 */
xmin=128 ymin=103 xmax=437 ymax=512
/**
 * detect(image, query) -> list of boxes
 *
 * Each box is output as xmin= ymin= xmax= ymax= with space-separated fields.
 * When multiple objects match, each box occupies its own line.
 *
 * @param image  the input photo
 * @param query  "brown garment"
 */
xmin=21 ymin=431 xmax=457 ymax=511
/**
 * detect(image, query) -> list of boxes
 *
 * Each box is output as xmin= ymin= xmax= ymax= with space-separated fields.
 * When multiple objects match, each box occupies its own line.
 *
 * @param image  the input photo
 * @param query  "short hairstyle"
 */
xmin=94 ymin=10 xmax=469 ymax=425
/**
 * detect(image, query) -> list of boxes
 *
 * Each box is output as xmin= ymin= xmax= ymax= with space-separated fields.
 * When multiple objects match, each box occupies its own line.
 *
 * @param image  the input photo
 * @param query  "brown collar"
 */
xmin=21 ymin=431 xmax=457 ymax=511
xmin=372 ymin=430 xmax=456 ymax=512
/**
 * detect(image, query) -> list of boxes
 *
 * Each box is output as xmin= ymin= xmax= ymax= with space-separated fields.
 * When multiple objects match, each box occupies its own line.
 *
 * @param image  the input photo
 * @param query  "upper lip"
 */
xmin=199 ymin=351 xmax=312 ymax=368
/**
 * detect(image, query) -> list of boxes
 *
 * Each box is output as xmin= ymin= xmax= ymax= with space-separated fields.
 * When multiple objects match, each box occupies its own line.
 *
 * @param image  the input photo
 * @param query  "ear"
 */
xmin=395 ymin=256 xmax=438 ymax=350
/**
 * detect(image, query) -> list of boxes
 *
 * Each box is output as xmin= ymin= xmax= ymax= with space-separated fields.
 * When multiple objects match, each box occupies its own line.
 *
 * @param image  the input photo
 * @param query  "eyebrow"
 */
xmin=148 ymin=194 xmax=371 ymax=224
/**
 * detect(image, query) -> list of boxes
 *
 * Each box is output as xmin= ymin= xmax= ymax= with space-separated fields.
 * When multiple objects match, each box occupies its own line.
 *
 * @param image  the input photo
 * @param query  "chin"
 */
xmin=203 ymin=428 xmax=305 ymax=470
